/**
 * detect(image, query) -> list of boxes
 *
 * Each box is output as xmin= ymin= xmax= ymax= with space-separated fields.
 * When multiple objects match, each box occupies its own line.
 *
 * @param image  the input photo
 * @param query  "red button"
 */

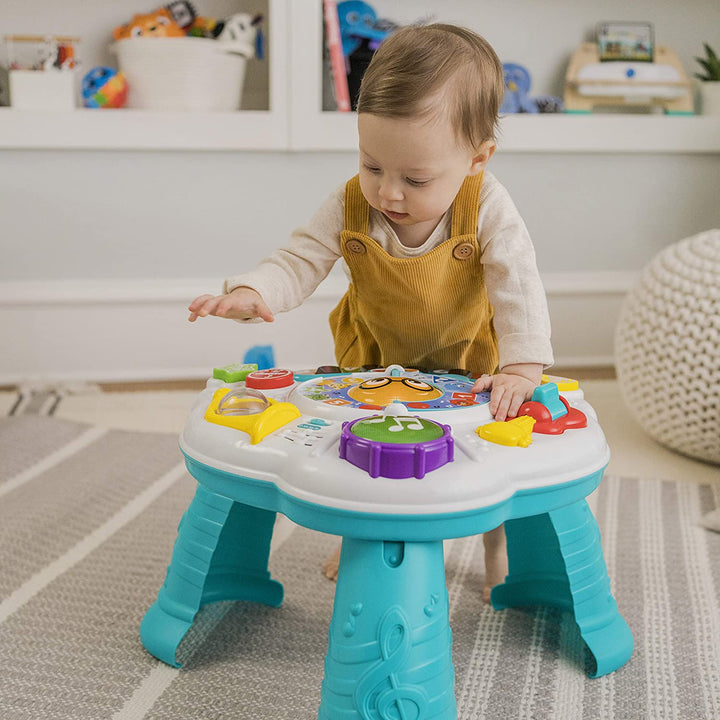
xmin=246 ymin=368 xmax=294 ymax=390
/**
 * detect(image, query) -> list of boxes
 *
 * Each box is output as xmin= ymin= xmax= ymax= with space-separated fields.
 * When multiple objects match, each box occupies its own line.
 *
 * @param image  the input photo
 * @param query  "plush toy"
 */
xmin=499 ymin=63 xmax=539 ymax=113
xmin=213 ymin=13 xmax=264 ymax=58
xmin=113 ymin=9 xmax=186 ymax=40
xmin=337 ymin=1 xmax=395 ymax=56
xmin=335 ymin=1 xmax=397 ymax=109
xmin=188 ymin=16 xmax=219 ymax=38
xmin=81 ymin=67 xmax=128 ymax=108
xmin=500 ymin=62 xmax=564 ymax=114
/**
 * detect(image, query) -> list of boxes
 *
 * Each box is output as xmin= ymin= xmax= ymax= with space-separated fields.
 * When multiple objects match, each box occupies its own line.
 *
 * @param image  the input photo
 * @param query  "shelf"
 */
xmin=497 ymin=114 xmax=720 ymax=154
xmin=289 ymin=112 xmax=720 ymax=154
xmin=1 ymin=108 xmax=718 ymax=153
xmin=0 ymin=108 xmax=288 ymax=150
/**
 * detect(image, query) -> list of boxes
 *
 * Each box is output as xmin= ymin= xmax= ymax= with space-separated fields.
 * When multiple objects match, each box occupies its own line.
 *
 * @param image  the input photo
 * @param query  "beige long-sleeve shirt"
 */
xmin=225 ymin=171 xmax=554 ymax=369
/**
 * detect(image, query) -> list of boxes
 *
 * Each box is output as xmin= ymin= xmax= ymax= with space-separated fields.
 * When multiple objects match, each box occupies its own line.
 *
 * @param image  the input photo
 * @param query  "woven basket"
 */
xmin=112 ymin=37 xmax=253 ymax=111
xmin=615 ymin=229 xmax=720 ymax=464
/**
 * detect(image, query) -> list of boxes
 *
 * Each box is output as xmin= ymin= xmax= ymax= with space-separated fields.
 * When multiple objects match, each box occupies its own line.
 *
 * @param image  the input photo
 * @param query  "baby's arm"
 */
xmin=472 ymin=175 xmax=553 ymax=420
xmin=472 ymin=363 xmax=543 ymax=421
xmin=189 ymin=185 xmax=345 ymax=325
xmin=188 ymin=287 xmax=274 ymax=323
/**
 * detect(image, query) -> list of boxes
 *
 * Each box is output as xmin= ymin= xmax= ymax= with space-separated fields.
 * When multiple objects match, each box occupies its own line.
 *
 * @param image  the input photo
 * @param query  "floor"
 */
xmin=2 ymin=372 xmax=716 ymax=486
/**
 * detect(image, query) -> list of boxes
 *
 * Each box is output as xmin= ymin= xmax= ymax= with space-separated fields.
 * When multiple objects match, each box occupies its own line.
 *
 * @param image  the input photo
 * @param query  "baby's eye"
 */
xmin=406 ymin=177 xmax=429 ymax=187
xmin=364 ymin=165 xmax=381 ymax=174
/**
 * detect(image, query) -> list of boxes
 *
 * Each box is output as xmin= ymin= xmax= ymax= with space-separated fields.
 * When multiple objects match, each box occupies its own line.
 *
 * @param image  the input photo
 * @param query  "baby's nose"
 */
xmin=379 ymin=180 xmax=404 ymax=201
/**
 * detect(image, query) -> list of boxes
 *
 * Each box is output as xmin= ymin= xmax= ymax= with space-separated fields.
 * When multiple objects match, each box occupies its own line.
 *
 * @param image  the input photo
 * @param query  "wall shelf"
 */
xmin=0 ymin=108 xmax=287 ymax=150
xmin=289 ymin=112 xmax=720 ymax=154
xmin=1 ymin=108 xmax=718 ymax=153
xmin=497 ymin=114 xmax=720 ymax=154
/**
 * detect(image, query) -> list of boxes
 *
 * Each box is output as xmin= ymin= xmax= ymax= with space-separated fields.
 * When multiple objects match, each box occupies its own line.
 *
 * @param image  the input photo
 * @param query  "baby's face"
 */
xmin=357 ymin=112 xmax=491 ymax=236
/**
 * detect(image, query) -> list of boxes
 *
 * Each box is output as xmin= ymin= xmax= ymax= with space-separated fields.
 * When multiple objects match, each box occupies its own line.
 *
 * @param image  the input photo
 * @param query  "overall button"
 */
xmin=347 ymin=239 xmax=366 ymax=254
xmin=453 ymin=242 xmax=474 ymax=259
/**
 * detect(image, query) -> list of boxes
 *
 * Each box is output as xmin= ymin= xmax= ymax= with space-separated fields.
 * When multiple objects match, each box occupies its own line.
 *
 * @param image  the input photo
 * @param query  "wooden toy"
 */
xmin=564 ymin=42 xmax=693 ymax=114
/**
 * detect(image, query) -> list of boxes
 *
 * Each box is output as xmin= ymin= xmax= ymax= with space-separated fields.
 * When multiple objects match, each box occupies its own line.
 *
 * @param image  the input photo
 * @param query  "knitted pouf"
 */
xmin=615 ymin=229 xmax=720 ymax=465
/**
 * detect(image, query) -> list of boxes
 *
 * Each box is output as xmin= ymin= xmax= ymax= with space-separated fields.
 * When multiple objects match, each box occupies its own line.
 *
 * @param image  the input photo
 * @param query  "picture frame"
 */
xmin=596 ymin=22 xmax=654 ymax=62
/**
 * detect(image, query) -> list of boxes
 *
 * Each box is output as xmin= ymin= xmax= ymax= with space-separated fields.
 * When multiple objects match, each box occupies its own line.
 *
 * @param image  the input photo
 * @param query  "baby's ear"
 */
xmin=469 ymin=141 xmax=496 ymax=174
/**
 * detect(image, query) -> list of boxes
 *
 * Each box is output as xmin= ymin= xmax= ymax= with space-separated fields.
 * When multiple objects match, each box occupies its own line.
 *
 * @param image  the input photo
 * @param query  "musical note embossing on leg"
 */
xmin=354 ymin=606 xmax=429 ymax=720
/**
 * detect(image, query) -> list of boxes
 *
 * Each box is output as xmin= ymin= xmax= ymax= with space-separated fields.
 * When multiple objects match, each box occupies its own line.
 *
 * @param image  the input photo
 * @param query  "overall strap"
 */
xmin=344 ymin=175 xmax=370 ymax=234
xmin=450 ymin=171 xmax=484 ymax=237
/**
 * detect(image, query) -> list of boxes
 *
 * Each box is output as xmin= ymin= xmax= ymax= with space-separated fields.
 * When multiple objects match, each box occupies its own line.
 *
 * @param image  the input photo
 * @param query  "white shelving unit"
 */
xmin=0 ymin=0 xmax=289 ymax=151
xmin=1 ymin=0 xmax=718 ymax=153
xmin=288 ymin=2 xmax=720 ymax=154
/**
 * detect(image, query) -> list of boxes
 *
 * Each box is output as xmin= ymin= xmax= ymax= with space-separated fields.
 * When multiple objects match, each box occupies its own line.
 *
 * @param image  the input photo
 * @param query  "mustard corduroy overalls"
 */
xmin=329 ymin=173 xmax=499 ymax=376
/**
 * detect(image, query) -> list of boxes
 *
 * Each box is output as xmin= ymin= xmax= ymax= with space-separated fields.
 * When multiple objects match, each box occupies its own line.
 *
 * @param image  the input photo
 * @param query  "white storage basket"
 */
xmin=111 ymin=37 xmax=254 ymax=111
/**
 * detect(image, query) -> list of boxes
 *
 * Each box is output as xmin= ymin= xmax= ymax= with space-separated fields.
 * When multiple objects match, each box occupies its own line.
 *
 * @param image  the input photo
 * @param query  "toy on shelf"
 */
xmin=110 ymin=3 xmax=262 ymax=111
xmin=4 ymin=34 xmax=79 ymax=72
xmin=564 ymin=41 xmax=693 ymax=114
xmin=335 ymin=1 xmax=398 ymax=109
xmin=165 ymin=0 xmax=197 ymax=31
xmin=3 ymin=34 xmax=80 ymax=110
xmin=212 ymin=13 xmax=264 ymax=59
xmin=111 ymin=2 xmax=263 ymax=56
xmin=140 ymin=361 xmax=632 ymax=719
xmin=337 ymin=1 xmax=393 ymax=57
xmin=499 ymin=63 xmax=564 ymax=114
xmin=113 ymin=9 xmax=187 ymax=40
xmin=81 ymin=67 xmax=128 ymax=108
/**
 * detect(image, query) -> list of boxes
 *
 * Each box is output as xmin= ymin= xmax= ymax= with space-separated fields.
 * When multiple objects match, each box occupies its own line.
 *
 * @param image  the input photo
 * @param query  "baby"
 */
xmin=189 ymin=23 xmax=553 ymax=602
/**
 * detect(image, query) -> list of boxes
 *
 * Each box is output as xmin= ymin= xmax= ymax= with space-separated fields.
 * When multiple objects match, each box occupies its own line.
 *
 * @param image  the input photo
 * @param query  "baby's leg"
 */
xmin=322 ymin=543 xmax=342 ymax=581
xmin=482 ymin=524 xmax=508 ymax=603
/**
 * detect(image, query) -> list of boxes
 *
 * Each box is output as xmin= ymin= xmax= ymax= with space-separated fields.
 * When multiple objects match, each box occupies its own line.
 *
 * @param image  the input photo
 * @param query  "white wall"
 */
xmin=2 ymin=150 xmax=719 ymax=283
xmin=1 ymin=0 xmax=719 ymax=382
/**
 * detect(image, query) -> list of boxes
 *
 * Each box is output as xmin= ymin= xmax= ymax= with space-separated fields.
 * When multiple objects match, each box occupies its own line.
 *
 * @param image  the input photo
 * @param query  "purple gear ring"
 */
xmin=339 ymin=418 xmax=454 ymax=479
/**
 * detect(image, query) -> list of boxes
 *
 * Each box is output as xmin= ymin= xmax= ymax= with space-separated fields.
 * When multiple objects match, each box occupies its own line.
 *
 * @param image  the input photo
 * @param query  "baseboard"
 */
xmin=0 ymin=272 xmax=636 ymax=384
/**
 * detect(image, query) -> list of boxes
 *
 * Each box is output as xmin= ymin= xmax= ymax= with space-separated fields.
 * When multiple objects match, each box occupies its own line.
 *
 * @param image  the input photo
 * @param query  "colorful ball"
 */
xmin=81 ymin=67 xmax=128 ymax=109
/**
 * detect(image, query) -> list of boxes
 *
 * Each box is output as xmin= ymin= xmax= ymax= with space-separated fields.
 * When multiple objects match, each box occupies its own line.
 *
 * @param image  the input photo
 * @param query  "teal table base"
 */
xmin=140 ymin=469 xmax=633 ymax=714
xmin=320 ymin=538 xmax=456 ymax=720
xmin=140 ymin=485 xmax=283 ymax=667
xmin=491 ymin=501 xmax=633 ymax=678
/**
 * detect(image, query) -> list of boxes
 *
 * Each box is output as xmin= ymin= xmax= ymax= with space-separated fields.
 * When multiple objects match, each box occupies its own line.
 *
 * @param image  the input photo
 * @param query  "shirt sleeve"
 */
xmin=223 ymin=185 xmax=345 ymax=317
xmin=477 ymin=177 xmax=554 ymax=369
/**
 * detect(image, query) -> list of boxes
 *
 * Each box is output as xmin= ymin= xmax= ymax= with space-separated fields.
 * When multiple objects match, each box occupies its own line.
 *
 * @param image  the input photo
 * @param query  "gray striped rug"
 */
xmin=1 ymin=414 xmax=719 ymax=720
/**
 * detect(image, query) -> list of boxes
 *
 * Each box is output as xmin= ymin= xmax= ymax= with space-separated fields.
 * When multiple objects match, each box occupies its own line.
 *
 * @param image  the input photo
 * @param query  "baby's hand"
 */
xmin=188 ymin=287 xmax=274 ymax=323
xmin=471 ymin=363 xmax=543 ymax=421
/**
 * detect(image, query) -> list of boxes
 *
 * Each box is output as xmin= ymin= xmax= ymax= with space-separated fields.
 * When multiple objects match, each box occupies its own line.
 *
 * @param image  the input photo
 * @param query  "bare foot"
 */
xmin=482 ymin=525 xmax=508 ymax=604
xmin=322 ymin=544 xmax=341 ymax=581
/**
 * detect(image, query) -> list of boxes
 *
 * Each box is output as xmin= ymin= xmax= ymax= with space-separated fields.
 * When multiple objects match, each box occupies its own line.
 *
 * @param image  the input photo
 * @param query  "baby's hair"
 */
xmin=357 ymin=23 xmax=504 ymax=149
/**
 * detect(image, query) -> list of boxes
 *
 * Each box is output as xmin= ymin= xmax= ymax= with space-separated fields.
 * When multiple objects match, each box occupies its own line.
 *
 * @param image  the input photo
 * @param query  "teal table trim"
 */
xmin=182 ymin=451 xmax=605 ymax=541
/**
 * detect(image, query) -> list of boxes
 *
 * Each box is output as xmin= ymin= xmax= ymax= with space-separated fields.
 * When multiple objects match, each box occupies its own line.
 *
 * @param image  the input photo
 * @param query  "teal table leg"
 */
xmin=140 ymin=484 xmax=284 ymax=667
xmin=320 ymin=538 xmax=456 ymax=720
xmin=491 ymin=500 xmax=633 ymax=677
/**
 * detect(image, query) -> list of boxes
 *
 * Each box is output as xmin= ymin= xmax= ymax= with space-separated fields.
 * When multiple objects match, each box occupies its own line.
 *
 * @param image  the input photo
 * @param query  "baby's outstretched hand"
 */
xmin=188 ymin=287 xmax=274 ymax=323
xmin=471 ymin=364 xmax=542 ymax=421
